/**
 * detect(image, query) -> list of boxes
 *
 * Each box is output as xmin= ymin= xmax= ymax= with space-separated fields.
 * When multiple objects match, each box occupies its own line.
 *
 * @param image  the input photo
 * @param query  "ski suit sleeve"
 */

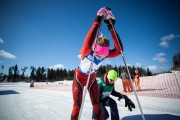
xmin=106 ymin=25 xmax=124 ymax=58
xmin=111 ymin=88 xmax=124 ymax=98
xmin=80 ymin=16 xmax=103 ymax=57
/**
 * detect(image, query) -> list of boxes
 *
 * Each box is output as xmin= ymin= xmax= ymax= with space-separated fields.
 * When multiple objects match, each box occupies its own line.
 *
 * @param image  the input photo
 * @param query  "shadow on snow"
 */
xmin=121 ymin=114 xmax=180 ymax=120
xmin=0 ymin=90 xmax=20 ymax=95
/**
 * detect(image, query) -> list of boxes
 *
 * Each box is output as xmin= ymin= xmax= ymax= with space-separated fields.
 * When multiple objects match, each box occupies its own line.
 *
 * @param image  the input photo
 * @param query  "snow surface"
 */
xmin=0 ymin=81 xmax=180 ymax=120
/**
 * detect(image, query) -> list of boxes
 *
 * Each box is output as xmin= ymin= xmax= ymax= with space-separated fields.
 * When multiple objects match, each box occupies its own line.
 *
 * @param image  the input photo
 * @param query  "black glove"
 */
xmin=117 ymin=95 xmax=124 ymax=101
xmin=94 ymin=16 xmax=104 ymax=23
xmin=124 ymin=95 xmax=135 ymax=111
xmin=104 ymin=19 xmax=115 ymax=30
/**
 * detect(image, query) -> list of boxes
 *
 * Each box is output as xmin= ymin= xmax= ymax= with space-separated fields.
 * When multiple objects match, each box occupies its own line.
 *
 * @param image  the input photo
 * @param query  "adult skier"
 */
xmin=92 ymin=70 xmax=135 ymax=120
xmin=71 ymin=7 xmax=124 ymax=120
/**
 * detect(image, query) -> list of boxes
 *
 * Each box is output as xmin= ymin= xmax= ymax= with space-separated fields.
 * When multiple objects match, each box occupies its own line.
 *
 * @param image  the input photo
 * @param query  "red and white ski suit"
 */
xmin=71 ymin=20 xmax=123 ymax=120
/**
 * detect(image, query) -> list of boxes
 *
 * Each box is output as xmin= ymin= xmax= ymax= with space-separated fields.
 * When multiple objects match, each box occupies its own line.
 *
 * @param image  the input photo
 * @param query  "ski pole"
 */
xmin=104 ymin=7 xmax=146 ymax=120
xmin=78 ymin=18 xmax=103 ymax=120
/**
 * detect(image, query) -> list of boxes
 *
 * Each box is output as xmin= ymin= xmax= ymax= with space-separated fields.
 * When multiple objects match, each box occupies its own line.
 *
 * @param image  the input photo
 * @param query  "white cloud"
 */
xmin=159 ymin=33 xmax=180 ymax=47
xmin=147 ymin=65 xmax=157 ymax=71
xmin=156 ymin=52 xmax=166 ymax=57
xmin=159 ymin=41 xmax=168 ymax=47
xmin=49 ymin=64 xmax=65 ymax=70
xmin=146 ymin=65 xmax=171 ymax=73
xmin=135 ymin=62 xmax=142 ymax=67
xmin=153 ymin=52 xmax=167 ymax=63
xmin=0 ymin=50 xmax=16 ymax=59
xmin=0 ymin=38 xmax=4 ymax=44
xmin=160 ymin=34 xmax=180 ymax=41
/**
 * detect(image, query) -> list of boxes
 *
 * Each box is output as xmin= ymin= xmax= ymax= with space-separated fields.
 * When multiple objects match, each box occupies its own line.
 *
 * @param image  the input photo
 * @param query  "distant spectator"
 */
xmin=134 ymin=70 xmax=141 ymax=91
xmin=120 ymin=70 xmax=132 ymax=92
xmin=30 ymin=80 xmax=34 ymax=88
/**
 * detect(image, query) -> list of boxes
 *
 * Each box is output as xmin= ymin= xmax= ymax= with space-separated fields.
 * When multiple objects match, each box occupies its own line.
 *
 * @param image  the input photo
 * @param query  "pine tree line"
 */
xmin=0 ymin=64 xmax=154 ymax=82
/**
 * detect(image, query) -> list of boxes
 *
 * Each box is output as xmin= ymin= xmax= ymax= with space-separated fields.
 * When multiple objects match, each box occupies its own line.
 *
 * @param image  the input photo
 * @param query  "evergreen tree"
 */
xmin=41 ymin=67 xmax=46 ymax=81
xmin=59 ymin=69 xmax=63 ymax=80
xmin=56 ymin=68 xmax=60 ymax=81
xmin=147 ymin=68 xmax=152 ymax=76
xmin=64 ymin=69 xmax=67 ymax=80
xmin=8 ymin=67 xmax=13 ymax=81
xmin=36 ymin=67 xmax=41 ymax=82
xmin=117 ymin=65 xmax=123 ymax=77
xmin=12 ymin=64 xmax=18 ymax=82
xmin=1 ymin=65 xmax=4 ymax=76
xmin=21 ymin=66 xmax=28 ymax=81
xmin=30 ymin=66 xmax=36 ymax=80
xmin=47 ymin=68 xmax=55 ymax=81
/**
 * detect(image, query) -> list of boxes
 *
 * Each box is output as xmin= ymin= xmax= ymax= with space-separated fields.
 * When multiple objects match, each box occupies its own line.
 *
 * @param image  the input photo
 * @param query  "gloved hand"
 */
xmin=117 ymin=95 xmax=124 ymax=101
xmin=124 ymin=95 xmax=136 ymax=111
xmin=97 ymin=7 xmax=106 ymax=17
xmin=95 ymin=7 xmax=106 ymax=23
xmin=103 ymin=7 xmax=115 ymax=30
xmin=104 ymin=7 xmax=115 ymax=20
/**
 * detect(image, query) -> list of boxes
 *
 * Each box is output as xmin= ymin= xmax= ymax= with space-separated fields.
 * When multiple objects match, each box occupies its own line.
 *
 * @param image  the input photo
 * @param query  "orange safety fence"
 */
xmin=34 ymin=81 xmax=72 ymax=90
xmin=33 ymin=73 xmax=180 ymax=99
xmin=115 ymin=73 xmax=180 ymax=99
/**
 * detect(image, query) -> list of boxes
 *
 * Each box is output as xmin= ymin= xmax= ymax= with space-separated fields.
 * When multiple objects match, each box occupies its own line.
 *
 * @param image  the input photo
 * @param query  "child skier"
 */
xmin=71 ymin=7 xmax=124 ymax=120
xmin=92 ymin=70 xmax=135 ymax=120
xmin=134 ymin=69 xmax=141 ymax=91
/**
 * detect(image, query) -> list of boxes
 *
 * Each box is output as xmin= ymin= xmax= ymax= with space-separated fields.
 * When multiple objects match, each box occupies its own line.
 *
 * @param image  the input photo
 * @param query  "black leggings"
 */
xmin=93 ymin=97 xmax=119 ymax=120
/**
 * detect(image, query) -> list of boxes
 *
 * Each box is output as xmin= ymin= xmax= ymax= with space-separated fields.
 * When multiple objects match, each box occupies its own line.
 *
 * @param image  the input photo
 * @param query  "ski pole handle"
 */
xmin=104 ymin=7 xmax=114 ymax=25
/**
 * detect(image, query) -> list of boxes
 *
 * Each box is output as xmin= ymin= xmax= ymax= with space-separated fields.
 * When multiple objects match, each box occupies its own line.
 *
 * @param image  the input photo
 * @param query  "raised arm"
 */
xmin=104 ymin=7 xmax=124 ymax=58
xmin=80 ymin=8 xmax=105 ymax=57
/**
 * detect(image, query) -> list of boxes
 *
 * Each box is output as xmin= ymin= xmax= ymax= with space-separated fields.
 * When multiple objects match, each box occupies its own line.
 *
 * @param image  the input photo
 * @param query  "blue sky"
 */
xmin=0 ymin=0 xmax=180 ymax=75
